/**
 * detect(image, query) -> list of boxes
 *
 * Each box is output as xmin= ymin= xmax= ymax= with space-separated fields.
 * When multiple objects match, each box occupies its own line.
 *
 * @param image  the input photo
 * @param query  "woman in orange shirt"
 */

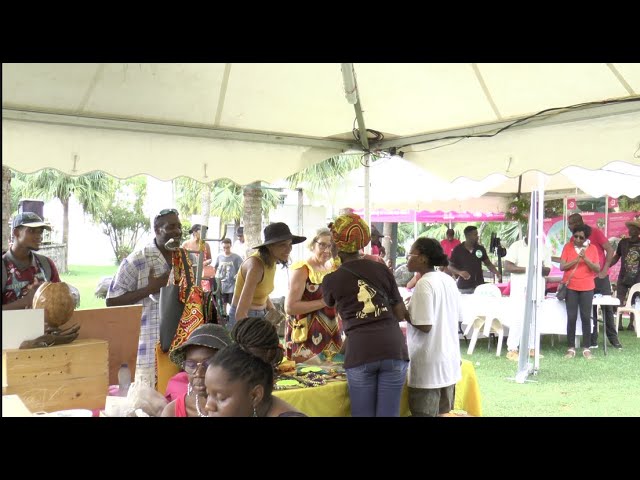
xmin=559 ymin=224 xmax=600 ymax=360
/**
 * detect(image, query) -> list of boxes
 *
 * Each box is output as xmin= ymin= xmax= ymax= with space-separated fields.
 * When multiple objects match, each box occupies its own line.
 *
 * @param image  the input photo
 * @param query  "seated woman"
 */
xmin=161 ymin=324 xmax=233 ymax=417
xmin=204 ymin=317 xmax=307 ymax=417
xmin=285 ymin=227 xmax=342 ymax=363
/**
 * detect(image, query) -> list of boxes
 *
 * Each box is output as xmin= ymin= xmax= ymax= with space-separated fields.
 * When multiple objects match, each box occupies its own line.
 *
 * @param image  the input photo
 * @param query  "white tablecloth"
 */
xmin=458 ymin=294 xmax=619 ymax=338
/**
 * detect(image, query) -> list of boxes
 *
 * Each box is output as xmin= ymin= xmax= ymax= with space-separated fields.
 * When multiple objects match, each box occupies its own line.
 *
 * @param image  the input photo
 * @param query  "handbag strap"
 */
xmin=563 ymin=262 xmax=580 ymax=284
xmin=180 ymin=248 xmax=193 ymax=292
xmin=340 ymin=262 xmax=391 ymax=306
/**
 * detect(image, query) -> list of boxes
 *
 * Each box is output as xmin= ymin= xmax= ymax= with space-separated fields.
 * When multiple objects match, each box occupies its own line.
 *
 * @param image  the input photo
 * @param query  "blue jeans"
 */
xmin=345 ymin=359 xmax=408 ymax=417
xmin=227 ymin=305 xmax=266 ymax=331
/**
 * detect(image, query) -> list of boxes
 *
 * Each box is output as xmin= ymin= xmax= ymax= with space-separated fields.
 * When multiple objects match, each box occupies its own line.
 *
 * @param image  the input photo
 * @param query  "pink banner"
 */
xmin=353 ymin=209 xmax=506 ymax=223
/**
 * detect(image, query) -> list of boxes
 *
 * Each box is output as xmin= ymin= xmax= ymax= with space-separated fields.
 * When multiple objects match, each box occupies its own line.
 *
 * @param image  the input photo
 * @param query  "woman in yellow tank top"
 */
xmin=228 ymin=223 xmax=305 ymax=329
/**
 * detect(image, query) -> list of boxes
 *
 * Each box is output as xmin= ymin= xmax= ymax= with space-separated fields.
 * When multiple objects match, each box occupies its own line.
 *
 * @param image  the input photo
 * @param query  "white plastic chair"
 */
xmin=464 ymin=284 xmax=505 ymax=356
xmin=616 ymin=283 xmax=640 ymax=337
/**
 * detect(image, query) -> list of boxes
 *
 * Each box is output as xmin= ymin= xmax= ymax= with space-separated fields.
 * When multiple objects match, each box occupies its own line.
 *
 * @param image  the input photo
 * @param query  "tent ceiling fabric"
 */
xmin=2 ymin=63 xmax=640 ymax=184
xmin=329 ymin=159 xmax=639 ymax=214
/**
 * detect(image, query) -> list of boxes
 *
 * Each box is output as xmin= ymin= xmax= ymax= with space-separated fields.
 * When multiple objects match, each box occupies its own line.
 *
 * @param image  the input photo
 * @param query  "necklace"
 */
xmin=194 ymin=394 xmax=207 ymax=418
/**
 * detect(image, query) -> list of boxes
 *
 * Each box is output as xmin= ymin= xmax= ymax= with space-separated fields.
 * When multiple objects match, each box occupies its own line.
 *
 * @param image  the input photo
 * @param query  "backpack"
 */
xmin=2 ymin=252 xmax=53 ymax=294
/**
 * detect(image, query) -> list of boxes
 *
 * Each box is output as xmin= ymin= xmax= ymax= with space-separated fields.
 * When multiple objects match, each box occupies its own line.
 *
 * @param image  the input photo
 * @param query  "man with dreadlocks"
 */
xmin=204 ymin=317 xmax=307 ymax=417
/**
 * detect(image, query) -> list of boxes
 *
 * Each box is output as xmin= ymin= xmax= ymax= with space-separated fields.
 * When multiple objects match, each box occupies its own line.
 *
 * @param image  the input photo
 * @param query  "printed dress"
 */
xmin=285 ymin=260 xmax=343 ymax=362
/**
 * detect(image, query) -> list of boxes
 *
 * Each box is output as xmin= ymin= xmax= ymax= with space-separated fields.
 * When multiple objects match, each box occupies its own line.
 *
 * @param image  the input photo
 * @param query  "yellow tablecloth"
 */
xmin=274 ymin=359 xmax=482 ymax=417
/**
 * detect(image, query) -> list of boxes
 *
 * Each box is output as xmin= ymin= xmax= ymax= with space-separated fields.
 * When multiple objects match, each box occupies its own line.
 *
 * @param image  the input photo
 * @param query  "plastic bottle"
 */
xmin=118 ymin=363 xmax=131 ymax=397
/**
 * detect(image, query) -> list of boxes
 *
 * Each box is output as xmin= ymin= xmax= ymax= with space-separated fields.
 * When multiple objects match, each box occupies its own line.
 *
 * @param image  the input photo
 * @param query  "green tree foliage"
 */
xmin=89 ymin=176 xmax=149 ymax=264
xmin=618 ymin=195 xmax=640 ymax=212
xmin=11 ymin=169 xmax=111 ymax=272
xmin=286 ymin=154 xmax=363 ymax=199
xmin=174 ymin=178 xmax=282 ymax=225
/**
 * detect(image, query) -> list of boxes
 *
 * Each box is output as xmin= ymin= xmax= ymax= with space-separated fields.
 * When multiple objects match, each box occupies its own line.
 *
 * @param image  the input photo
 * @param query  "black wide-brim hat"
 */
xmin=252 ymin=222 xmax=306 ymax=249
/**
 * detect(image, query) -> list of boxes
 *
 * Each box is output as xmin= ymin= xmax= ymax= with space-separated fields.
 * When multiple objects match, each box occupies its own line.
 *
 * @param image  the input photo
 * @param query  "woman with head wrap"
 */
xmin=320 ymin=213 xmax=410 ymax=417
xmin=204 ymin=317 xmax=306 ymax=417
xmin=228 ymin=223 xmax=306 ymax=330
xmin=285 ymin=227 xmax=342 ymax=362
xmin=161 ymin=323 xmax=233 ymax=417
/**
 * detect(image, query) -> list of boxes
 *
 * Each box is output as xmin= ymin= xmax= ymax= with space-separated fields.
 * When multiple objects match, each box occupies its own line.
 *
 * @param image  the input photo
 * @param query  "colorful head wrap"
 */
xmin=330 ymin=213 xmax=370 ymax=253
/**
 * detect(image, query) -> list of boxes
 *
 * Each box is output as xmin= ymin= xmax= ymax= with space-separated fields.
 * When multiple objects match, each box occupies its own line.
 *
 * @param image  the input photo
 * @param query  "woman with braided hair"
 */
xmin=204 ymin=317 xmax=306 ymax=417
xmin=161 ymin=324 xmax=232 ymax=417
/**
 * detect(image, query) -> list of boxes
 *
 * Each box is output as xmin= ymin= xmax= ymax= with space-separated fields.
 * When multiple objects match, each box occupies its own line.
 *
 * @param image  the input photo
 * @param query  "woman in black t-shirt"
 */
xmin=322 ymin=213 xmax=410 ymax=417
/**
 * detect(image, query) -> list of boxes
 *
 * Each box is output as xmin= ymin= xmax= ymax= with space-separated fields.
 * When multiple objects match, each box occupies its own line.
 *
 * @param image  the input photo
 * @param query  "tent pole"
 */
xmin=341 ymin=63 xmax=372 ymax=252
xmin=604 ymin=195 xmax=609 ymax=237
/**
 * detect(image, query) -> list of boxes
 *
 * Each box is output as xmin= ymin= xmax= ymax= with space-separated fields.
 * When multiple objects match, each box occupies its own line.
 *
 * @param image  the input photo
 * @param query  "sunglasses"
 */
xmin=157 ymin=208 xmax=178 ymax=217
xmin=183 ymin=356 xmax=216 ymax=374
xmin=573 ymin=234 xmax=585 ymax=240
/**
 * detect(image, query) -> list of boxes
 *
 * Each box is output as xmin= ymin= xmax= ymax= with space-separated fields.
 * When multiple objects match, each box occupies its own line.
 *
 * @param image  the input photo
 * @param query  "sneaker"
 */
xmin=618 ymin=323 xmax=625 ymax=331
xmin=589 ymin=344 xmax=599 ymax=349
xmin=611 ymin=342 xmax=623 ymax=349
xmin=583 ymin=349 xmax=594 ymax=360
xmin=506 ymin=350 xmax=519 ymax=361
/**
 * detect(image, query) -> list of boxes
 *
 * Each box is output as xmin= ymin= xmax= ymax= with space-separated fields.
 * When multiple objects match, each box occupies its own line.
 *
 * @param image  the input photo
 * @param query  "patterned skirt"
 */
xmin=285 ymin=309 xmax=343 ymax=362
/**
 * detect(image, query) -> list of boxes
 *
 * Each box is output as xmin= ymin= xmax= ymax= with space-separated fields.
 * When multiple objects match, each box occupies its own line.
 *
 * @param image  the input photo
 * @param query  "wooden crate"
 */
xmin=2 ymin=339 xmax=108 ymax=413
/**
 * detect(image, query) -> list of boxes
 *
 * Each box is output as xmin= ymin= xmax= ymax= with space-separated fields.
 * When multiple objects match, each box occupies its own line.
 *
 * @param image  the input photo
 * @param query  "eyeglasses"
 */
xmin=315 ymin=241 xmax=333 ymax=250
xmin=183 ymin=356 xmax=216 ymax=374
xmin=573 ymin=234 xmax=585 ymax=240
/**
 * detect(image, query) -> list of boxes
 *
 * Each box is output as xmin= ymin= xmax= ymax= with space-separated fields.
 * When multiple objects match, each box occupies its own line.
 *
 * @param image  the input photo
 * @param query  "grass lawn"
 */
xmin=462 ymin=327 xmax=639 ymax=416
xmin=60 ymin=264 xmax=119 ymax=310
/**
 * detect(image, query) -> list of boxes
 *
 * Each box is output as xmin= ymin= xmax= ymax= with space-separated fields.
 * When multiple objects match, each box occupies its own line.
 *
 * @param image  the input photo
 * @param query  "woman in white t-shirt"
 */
xmin=406 ymin=237 xmax=463 ymax=416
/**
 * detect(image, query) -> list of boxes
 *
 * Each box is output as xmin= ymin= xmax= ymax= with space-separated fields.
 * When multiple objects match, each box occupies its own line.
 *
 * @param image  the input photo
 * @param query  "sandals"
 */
xmin=582 ymin=349 xmax=593 ymax=360
xmin=563 ymin=348 xmax=576 ymax=359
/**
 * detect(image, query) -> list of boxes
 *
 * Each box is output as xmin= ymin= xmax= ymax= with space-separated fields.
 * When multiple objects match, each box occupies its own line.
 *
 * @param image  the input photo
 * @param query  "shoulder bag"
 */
xmin=556 ymin=263 xmax=579 ymax=301
xmin=159 ymin=248 xmax=192 ymax=352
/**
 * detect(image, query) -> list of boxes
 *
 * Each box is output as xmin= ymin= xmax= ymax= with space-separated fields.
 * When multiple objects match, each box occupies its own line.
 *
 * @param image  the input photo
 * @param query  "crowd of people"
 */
xmin=4 ymin=202 xmax=639 ymax=418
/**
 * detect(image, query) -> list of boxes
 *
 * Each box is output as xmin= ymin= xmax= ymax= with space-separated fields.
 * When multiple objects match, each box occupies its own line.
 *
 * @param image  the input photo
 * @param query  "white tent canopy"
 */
xmin=3 ymin=63 xmax=640 ymax=184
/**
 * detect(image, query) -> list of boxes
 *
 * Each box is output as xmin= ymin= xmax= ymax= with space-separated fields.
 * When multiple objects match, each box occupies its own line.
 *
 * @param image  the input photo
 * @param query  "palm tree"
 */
xmin=174 ymin=178 xmax=281 ymax=242
xmin=286 ymin=154 xmax=363 ymax=201
xmin=11 ymin=170 xmax=111 ymax=272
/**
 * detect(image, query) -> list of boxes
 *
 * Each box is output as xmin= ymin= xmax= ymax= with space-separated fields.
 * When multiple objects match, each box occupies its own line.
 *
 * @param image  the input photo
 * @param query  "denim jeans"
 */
xmin=345 ymin=358 xmax=408 ymax=417
xmin=227 ymin=305 xmax=266 ymax=331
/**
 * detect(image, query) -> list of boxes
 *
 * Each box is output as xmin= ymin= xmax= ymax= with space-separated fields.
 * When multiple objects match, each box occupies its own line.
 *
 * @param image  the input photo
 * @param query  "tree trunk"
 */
xmin=201 ymin=185 xmax=211 ymax=235
xmin=382 ymin=222 xmax=393 ymax=265
xmin=62 ymin=197 xmax=69 ymax=273
xmin=386 ymin=223 xmax=399 ymax=270
xmin=243 ymin=182 xmax=263 ymax=251
xmin=2 ymin=167 xmax=11 ymax=253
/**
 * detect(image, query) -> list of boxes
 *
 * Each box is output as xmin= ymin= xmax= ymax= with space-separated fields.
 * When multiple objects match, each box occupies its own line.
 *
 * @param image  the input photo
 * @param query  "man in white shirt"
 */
xmin=231 ymin=226 xmax=249 ymax=260
xmin=503 ymin=237 xmax=551 ymax=361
